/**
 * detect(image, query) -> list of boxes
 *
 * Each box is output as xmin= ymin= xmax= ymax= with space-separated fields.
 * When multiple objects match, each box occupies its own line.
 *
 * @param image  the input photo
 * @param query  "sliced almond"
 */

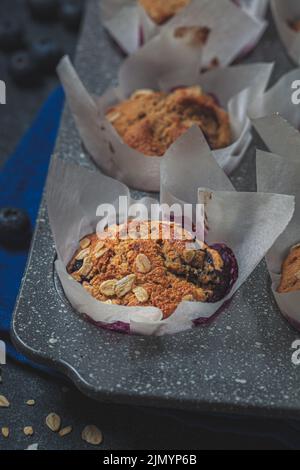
xmin=75 ymin=248 xmax=90 ymax=260
xmin=95 ymin=247 xmax=109 ymax=259
xmin=115 ymin=274 xmax=136 ymax=298
xmin=24 ymin=426 xmax=34 ymax=436
xmin=78 ymin=257 xmax=93 ymax=277
xmin=183 ymin=249 xmax=195 ymax=264
xmin=135 ymin=254 xmax=152 ymax=274
xmin=106 ymin=110 xmax=121 ymax=123
xmin=0 ymin=395 xmax=10 ymax=408
xmin=1 ymin=427 xmax=9 ymax=438
xmin=100 ymin=279 xmax=117 ymax=297
xmin=183 ymin=294 xmax=194 ymax=301
xmin=133 ymin=287 xmax=149 ymax=303
xmin=59 ymin=425 xmax=73 ymax=437
xmin=26 ymin=400 xmax=35 ymax=406
xmin=296 ymin=271 xmax=300 ymax=280
xmin=81 ymin=425 xmax=103 ymax=446
xmin=45 ymin=413 xmax=61 ymax=432
xmin=132 ymin=89 xmax=154 ymax=98
xmin=80 ymin=237 xmax=91 ymax=249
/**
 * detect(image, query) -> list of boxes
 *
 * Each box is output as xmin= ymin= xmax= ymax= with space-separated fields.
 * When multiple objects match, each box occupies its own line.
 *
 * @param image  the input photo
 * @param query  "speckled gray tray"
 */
xmin=11 ymin=0 xmax=300 ymax=419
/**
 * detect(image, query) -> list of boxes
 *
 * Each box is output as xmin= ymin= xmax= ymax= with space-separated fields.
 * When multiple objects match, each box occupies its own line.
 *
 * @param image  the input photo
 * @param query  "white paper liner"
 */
xmin=249 ymin=68 xmax=300 ymax=130
xmin=46 ymin=126 xmax=294 ymax=336
xmin=271 ymin=0 xmax=300 ymax=66
xmin=58 ymin=55 xmax=273 ymax=191
xmin=254 ymin=115 xmax=300 ymax=329
xmin=101 ymin=0 xmax=267 ymax=59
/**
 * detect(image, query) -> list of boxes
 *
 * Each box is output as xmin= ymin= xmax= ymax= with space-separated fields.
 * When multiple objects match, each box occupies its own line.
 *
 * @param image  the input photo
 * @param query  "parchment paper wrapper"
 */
xmin=57 ymin=55 xmax=273 ymax=191
xmin=254 ymin=115 xmax=300 ymax=330
xmin=271 ymin=0 xmax=300 ymax=66
xmin=101 ymin=0 xmax=267 ymax=59
xmin=249 ymin=67 xmax=300 ymax=129
xmin=46 ymin=126 xmax=294 ymax=336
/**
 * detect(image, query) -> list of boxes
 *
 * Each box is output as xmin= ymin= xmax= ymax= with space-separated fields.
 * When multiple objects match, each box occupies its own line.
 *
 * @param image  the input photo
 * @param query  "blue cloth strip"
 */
xmin=0 ymin=86 xmax=65 ymax=366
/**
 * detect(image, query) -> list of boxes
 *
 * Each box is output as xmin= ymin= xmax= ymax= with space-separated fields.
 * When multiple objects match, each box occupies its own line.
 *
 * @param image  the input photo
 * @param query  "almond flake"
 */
xmin=183 ymin=249 xmax=195 ymax=264
xmin=296 ymin=271 xmax=300 ymax=280
xmin=132 ymin=89 xmax=154 ymax=98
xmin=133 ymin=287 xmax=149 ymax=303
xmin=106 ymin=111 xmax=121 ymax=123
xmin=26 ymin=400 xmax=35 ymax=406
xmin=183 ymin=295 xmax=194 ymax=301
xmin=115 ymin=274 xmax=136 ymax=298
xmin=100 ymin=279 xmax=117 ymax=297
xmin=95 ymin=247 xmax=109 ymax=259
xmin=24 ymin=426 xmax=34 ymax=436
xmin=0 ymin=395 xmax=10 ymax=408
xmin=135 ymin=254 xmax=152 ymax=274
xmin=80 ymin=238 xmax=91 ymax=249
xmin=78 ymin=257 xmax=93 ymax=277
xmin=59 ymin=425 xmax=73 ymax=437
xmin=75 ymin=248 xmax=90 ymax=260
xmin=81 ymin=425 xmax=103 ymax=445
xmin=46 ymin=413 xmax=61 ymax=432
xmin=1 ymin=427 xmax=9 ymax=438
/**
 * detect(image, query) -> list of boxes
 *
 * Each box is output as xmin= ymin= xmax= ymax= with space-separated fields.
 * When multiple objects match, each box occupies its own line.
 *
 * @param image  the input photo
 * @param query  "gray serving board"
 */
xmin=12 ymin=0 xmax=300 ymax=419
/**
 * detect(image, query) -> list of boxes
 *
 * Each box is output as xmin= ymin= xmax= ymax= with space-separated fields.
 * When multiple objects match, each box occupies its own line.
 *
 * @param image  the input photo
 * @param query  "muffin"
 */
xmin=67 ymin=221 xmax=238 ymax=319
xmin=138 ymin=0 xmax=191 ymax=25
xmin=277 ymin=244 xmax=300 ymax=294
xmin=106 ymin=86 xmax=232 ymax=156
xmin=289 ymin=19 xmax=300 ymax=32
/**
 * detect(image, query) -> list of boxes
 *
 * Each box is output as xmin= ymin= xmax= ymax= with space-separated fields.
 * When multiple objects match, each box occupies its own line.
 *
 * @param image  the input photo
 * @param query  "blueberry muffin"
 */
xmin=138 ymin=0 xmax=191 ymax=25
xmin=278 ymin=244 xmax=300 ymax=294
xmin=67 ymin=221 xmax=238 ymax=319
xmin=106 ymin=86 xmax=232 ymax=156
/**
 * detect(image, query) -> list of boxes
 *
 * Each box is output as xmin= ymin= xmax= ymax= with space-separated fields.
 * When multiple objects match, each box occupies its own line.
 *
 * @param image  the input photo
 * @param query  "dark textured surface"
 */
xmin=0 ymin=0 xmax=296 ymax=449
xmin=11 ymin=1 xmax=300 ymax=419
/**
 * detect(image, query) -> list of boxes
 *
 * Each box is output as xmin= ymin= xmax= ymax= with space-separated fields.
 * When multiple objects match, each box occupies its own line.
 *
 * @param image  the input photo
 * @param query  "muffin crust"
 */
xmin=278 ymin=245 xmax=300 ymax=294
xmin=106 ymin=87 xmax=232 ymax=156
xmin=67 ymin=221 xmax=237 ymax=319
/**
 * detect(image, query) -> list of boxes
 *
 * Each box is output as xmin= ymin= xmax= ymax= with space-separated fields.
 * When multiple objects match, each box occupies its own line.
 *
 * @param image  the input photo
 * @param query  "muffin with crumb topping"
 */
xmin=105 ymin=86 xmax=232 ymax=156
xmin=67 ymin=221 xmax=238 ymax=319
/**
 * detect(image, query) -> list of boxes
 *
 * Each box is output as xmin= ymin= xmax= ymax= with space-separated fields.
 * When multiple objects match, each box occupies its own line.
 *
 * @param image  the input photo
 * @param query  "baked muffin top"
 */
xmin=278 ymin=244 xmax=300 ymax=294
xmin=106 ymin=87 xmax=232 ymax=156
xmin=67 ymin=221 xmax=238 ymax=319
xmin=139 ymin=0 xmax=191 ymax=25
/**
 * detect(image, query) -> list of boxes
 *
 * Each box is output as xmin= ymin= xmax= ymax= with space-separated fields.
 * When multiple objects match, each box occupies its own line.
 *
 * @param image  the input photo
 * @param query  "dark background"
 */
xmin=0 ymin=0 xmax=297 ymax=450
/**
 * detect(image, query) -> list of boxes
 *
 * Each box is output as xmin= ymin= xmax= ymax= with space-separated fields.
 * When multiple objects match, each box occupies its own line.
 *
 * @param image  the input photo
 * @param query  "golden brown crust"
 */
xmin=289 ymin=19 xmax=300 ymax=32
xmin=277 ymin=245 xmax=300 ymax=294
xmin=139 ymin=0 xmax=191 ymax=25
xmin=106 ymin=87 xmax=232 ymax=156
xmin=67 ymin=221 xmax=228 ymax=319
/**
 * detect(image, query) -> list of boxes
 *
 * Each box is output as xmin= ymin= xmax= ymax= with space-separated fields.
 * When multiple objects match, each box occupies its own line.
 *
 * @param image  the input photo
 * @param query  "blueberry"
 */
xmin=0 ymin=208 xmax=32 ymax=251
xmin=31 ymin=37 xmax=63 ymax=73
xmin=59 ymin=0 xmax=83 ymax=31
xmin=0 ymin=19 xmax=24 ymax=52
xmin=27 ymin=0 xmax=59 ymax=22
xmin=8 ymin=51 xmax=40 ymax=87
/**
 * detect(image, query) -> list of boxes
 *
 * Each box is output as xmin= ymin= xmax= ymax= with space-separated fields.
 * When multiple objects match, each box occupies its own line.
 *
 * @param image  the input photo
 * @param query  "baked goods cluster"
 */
xmin=106 ymin=86 xmax=231 ymax=156
xmin=67 ymin=221 xmax=238 ymax=318
xmin=278 ymin=244 xmax=300 ymax=294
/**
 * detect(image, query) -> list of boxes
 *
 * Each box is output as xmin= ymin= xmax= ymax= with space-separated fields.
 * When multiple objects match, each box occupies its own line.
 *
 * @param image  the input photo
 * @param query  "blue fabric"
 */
xmin=0 ymin=86 xmax=65 ymax=367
